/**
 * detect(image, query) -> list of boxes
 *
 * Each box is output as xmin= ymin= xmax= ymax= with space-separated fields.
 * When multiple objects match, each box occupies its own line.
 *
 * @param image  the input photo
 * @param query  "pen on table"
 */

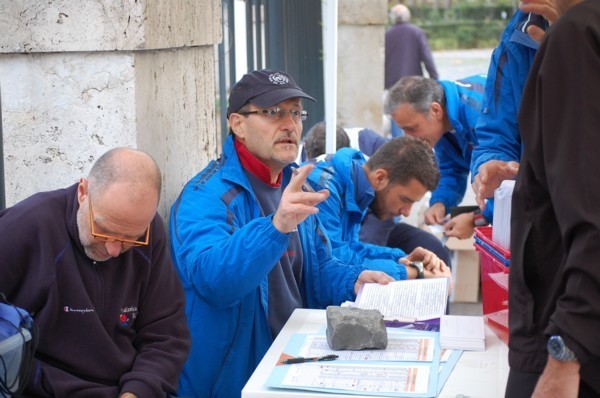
xmin=281 ymin=354 xmax=339 ymax=365
xmin=290 ymin=166 xmax=316 ymax=193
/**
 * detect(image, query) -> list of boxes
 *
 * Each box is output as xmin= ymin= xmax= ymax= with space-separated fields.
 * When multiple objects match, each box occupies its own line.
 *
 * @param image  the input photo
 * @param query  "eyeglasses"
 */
xmin=238 ymin=107 xmax=308 ymax=122
xmin=88 ymin=197 xmax=150 ymax=247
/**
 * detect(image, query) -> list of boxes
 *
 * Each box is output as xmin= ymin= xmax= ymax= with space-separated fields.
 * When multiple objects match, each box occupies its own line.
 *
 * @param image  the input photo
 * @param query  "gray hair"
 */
xmin=365 ymin=135 xmax=439 ymax=191
xmin=384 ymin=76 xmax=445 ymax=116
xmin=390 ymin=4 xmax=411 ymax=24
xmin=303 ymin=121 xmax=350 ymax=159
xmin=88 ymin=147 xmax=162 ymax=202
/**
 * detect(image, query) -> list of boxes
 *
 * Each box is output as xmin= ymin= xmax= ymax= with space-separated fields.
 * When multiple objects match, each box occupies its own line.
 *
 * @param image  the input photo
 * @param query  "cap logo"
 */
xmin=268 ymin=72 xmax=289 ymax=85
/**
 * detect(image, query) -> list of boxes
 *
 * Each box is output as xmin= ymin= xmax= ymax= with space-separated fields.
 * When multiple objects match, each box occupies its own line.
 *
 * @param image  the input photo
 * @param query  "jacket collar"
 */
xmin=234 ymin=138 xmax=282 ymax=187
xmin=331 ymin=148 xmax=374 ymax=214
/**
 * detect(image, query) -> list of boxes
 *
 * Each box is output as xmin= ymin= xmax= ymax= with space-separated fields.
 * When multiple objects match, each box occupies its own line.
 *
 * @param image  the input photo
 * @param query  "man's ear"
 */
xmin=228 ymin=114 xmax=246 ymax=140
xmin=372 ymin=168 xmax=389 ymax=191
xmin=430 ymin=102 xmax=444 ymax=120
xmin=77 ymin=178 xmax=88 ymax=206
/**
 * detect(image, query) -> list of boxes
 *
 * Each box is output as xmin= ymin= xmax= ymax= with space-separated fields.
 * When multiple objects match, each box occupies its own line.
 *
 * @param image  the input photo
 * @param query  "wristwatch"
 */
xmin=408 ymin=261 xmax=425 ymax=279
xmin=547 ymin=335 xmax=578 ymax=362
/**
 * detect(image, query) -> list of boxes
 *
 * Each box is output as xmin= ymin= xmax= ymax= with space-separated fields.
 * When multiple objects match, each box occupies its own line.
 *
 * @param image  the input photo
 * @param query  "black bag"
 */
xmin=0 ymin=293 xmax=38 ymax=397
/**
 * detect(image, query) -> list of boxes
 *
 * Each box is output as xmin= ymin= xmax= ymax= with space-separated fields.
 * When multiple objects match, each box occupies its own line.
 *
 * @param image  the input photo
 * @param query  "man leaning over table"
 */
xmin=305 ymin=135 xmax=453 ymax=284
xmin=169 ymin=69 xmax=402 ymax=398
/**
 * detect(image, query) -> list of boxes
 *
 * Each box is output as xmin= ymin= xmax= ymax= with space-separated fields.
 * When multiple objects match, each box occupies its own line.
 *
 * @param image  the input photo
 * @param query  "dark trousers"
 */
xmin=386 ymin=222 xmax=452 ymax=268
xmin=359 ymin=212 xmax=452 ymax=269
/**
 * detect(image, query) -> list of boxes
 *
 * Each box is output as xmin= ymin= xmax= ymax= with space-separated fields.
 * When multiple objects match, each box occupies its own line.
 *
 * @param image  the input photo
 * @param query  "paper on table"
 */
xmin=355 ymin=278 xmax=449 ymax=322
xmin=279 ymin=332 xmax=436 ymax=363
xmin=267 ymin=331 xmax=441 ymax=397
xmin=440 ymin=315 xmax=485 ymax=351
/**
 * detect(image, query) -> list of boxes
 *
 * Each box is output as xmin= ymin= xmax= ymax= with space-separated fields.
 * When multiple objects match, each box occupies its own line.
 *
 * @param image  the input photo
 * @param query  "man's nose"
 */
xmin=279 ymin=111 xmax=298 ymax=129
xmin=400 ymin=203 xmax=413 ymax=218
xmin=105 ymin=241 xmax=123 ymax=257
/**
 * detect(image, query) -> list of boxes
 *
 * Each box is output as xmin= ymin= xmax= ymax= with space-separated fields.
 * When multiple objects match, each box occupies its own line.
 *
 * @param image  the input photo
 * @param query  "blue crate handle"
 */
xmin=474 ymin=236 xmax=511 ymax=267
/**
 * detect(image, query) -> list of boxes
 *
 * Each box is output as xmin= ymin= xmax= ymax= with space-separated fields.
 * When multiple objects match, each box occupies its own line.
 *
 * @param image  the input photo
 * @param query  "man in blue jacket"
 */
xmin=305 ymin=136 xmax=452 ymax=282
xmin=470 ymin=10 xmax=548 ymax=217
xmin=169 ymin=69 xmax=395 ymax=398
xmin=301 ymin=121 xmax=452 ymax=269
xmin=385 ymin=74 xmax=488 ymax=239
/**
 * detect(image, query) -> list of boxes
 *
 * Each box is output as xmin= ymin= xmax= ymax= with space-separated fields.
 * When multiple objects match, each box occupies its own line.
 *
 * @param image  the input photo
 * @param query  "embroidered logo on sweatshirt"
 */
xmin=63 ymin=306 xmax=95 ymax=314
xmin=119 ymin=306 xmax=138 ymax=327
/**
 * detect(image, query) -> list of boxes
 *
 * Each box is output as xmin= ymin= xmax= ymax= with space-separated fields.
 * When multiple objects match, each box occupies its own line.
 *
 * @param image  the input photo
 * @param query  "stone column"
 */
xmin=0 ymin=0 xmax=221 ymax=220
xmin=337 ymin=0 xmax=387 ymax=133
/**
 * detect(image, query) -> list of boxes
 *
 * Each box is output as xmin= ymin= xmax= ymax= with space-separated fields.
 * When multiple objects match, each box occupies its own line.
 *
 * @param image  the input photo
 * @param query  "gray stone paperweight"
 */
xmin=326 ymin=306 xmax=388 ymax=350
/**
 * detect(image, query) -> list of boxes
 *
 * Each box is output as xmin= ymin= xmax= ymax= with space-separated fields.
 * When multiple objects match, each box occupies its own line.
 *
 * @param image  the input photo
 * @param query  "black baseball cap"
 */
xmin=226 ymin=69 xmax=316 ymax=116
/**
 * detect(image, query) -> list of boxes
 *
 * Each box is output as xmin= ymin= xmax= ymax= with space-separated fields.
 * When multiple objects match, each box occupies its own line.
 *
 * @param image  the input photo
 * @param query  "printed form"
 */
xmin=268 ymin=331 xmax=441 ymax=397
xmin=293 ymin=333 xmax=435 ymax=362
xmin=280 ymin=362 xmax=431 ymax=395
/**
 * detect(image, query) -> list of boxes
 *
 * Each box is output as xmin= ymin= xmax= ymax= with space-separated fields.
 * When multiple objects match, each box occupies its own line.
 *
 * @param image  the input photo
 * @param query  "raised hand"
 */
xmin=272 ymin=164 xmax=330 ymax=233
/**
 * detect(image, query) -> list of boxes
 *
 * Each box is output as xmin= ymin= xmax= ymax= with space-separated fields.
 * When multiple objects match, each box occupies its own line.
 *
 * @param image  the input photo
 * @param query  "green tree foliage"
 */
xmin=394 ymin=0 xmax=517 ymax=50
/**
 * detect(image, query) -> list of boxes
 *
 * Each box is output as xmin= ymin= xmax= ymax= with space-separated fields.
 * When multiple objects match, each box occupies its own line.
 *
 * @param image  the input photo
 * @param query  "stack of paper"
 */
xmin=492 ymin=180 xmax=515 ymax=251
xmin=355 ymin=278 xmax=449 ymax=323
xmin=440 ymin=315 xmax=485 ymax=351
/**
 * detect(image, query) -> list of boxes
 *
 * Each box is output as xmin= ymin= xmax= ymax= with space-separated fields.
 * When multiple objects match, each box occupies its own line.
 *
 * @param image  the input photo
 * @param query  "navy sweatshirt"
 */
xmin=0 ymin=184 xmax=190 ymax=397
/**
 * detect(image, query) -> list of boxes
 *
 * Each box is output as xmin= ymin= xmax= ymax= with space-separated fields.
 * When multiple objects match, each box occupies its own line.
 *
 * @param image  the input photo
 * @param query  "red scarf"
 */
xmin=234 ymin=138 xmax=282 ymax=187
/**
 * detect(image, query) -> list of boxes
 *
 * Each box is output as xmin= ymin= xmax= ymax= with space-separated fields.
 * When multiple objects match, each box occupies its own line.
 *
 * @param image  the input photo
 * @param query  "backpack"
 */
xmin=0 ymin=293 xmax=38 ymax=397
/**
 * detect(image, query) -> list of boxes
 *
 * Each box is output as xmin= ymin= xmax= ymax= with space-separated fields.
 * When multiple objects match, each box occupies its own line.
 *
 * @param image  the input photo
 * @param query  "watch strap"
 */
xmin=408 ymin=261 xmax=424 ymax=279
xmin=473 ymin=208 xmax=489 ymax=227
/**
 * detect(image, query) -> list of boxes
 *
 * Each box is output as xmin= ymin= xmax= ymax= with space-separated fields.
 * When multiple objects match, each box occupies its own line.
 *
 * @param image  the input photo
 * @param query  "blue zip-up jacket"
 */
xmin=470 ymin=11 xmax=547 ymax=222
xmin=169 ymin=135 xmax=365 ymax=398
xmin=305 ymin=148 xmax=408 ymax=280
xmin=431 ymin=74 xmax=486 ymax=213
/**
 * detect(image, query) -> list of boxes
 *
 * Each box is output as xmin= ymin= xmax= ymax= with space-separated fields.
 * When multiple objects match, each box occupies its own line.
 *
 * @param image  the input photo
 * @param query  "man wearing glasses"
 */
xmin=0 ymin=148 xmax=191 ymax=397
xmin=169 ymin=69 xmax=396 ymax=398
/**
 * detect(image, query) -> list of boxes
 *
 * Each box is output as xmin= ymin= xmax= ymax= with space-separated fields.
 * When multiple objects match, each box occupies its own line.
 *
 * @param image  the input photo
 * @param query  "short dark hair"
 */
xmin=365 ymin=136 xmax=439 ymax=191
xmin=303 ymin=121 xmax=350 ymax=159
xmin=384 ymin=76 xmax=445 ymax=116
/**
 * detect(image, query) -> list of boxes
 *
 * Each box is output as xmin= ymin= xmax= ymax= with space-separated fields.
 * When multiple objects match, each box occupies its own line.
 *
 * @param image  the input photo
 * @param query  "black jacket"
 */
xmin=0 ymin=184 xmax=190 ymax=397
xmin=511 ymin=0 xmax=600 ymax=392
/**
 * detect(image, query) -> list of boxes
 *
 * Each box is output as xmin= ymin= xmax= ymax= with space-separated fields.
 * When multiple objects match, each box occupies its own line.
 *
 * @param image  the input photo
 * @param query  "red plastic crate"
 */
xmin=474 ymin=227 xmax=510 ymax=345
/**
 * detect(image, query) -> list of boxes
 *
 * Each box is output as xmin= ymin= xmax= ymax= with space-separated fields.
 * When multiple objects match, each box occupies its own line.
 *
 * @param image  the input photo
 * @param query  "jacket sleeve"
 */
xmin=470 ymin=43 xmax=524 ymax=177
xmin=303 ymin=216 xmax=368 ymax=308
xmin=312 ymin=174 xmax=407 ymax=280
xmin=170 ymin=179 xmax=290 ymax=308
xmin=470 ymin=32 xmax=533 ymax=223
xmin=430 ymin=140 xmax=468 ymax=212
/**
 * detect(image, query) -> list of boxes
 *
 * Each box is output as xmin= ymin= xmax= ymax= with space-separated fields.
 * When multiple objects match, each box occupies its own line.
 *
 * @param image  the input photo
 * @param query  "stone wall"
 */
xmin=0 ymin=0 xmax=389 ymax=218
xmin=0 ymin=0 xmax=221 ymax=220
xmin=337 ymin=0 xmax=387 ymax=133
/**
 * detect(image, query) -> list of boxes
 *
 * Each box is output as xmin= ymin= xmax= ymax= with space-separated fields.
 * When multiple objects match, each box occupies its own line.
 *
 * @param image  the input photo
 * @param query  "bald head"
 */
xmin=87 ymin=148 xmax=162 ymax=207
